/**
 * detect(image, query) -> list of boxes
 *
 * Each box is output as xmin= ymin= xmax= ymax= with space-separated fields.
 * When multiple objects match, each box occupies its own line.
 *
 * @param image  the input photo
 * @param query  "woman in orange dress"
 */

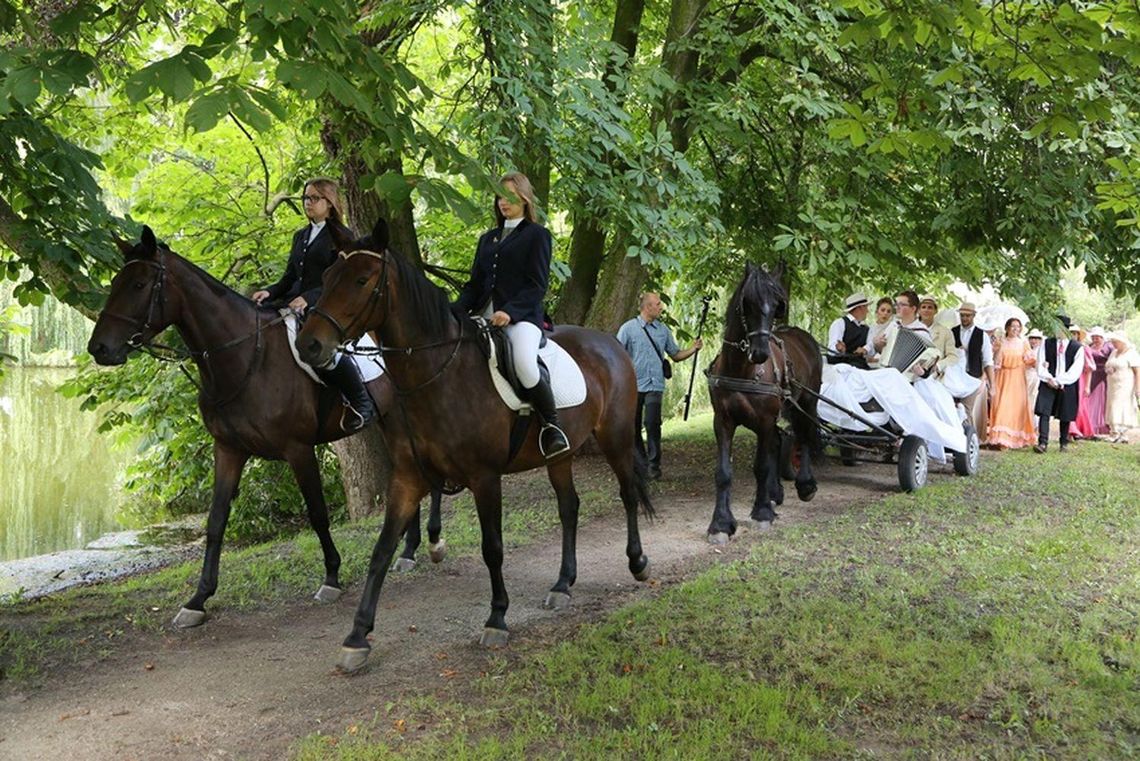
xmin=988 ymin=317 xmax=1037 ymax=449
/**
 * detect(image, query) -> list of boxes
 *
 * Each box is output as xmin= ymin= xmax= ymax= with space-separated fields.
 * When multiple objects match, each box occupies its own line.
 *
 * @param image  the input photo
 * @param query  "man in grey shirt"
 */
xmin=616 ymin=292 xmax=703 ymax=479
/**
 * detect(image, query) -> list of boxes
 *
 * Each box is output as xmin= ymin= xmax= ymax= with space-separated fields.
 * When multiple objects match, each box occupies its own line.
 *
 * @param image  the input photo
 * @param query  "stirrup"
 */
xmin=340 ymin=404 xmax=370 ymax=433
xmin=539 ymin=424 xmax=570 ymax=458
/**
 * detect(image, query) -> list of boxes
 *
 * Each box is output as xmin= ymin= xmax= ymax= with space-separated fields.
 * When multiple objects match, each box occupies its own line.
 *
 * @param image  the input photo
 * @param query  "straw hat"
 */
xmin=844 ymin=292 xmax=869 ymax=312
xmin=958 ymin=301 xmax=977 ymax=314
xmin=1089 ymin=325 xmax=1106 ymax=339
xmin=1026 ymin=328 xmax=1044 ymax=339
xmin=919 ymin=294 xmax=937 ymax=306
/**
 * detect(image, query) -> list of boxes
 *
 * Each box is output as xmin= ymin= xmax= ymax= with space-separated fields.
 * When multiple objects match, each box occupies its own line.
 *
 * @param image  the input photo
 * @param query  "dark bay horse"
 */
xmin=705 ymin=263 xmax=822 ymax=544
xmin=295 ymin=220 xmax=654 ymax=673
xmin=87 ymin=226 xmax=442 ymax=627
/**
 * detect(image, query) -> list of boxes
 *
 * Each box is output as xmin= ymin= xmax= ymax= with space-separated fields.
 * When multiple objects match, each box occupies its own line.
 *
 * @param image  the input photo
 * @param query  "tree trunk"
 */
xmin=585 ymin=251 xmax=647 ymax=332
xmin=330 ymin=424 xmax=392 ymax=520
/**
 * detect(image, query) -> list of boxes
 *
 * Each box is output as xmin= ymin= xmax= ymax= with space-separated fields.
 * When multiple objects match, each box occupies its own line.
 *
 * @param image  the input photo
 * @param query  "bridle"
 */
xmin=306 ymin=248 xmax=467 ymax=395
xmin=723 ymin=283 xmax=777 ymax=355
xmin=98 ymin=255 xmax=169 ymax=349
xmin=306 ymin=249 xmax=390 ymax=346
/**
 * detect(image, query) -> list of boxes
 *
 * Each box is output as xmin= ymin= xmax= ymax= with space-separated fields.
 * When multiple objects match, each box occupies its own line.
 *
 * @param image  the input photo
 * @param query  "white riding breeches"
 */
xmin=482 ymin=304 xmax=542 ymax=389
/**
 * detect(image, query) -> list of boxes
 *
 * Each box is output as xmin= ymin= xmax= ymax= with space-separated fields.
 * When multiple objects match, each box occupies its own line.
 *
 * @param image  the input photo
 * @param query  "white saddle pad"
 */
xmin=283 ymin=310 xmax=385 ymax=383
xmin=488 ymin=335 xmax=587 ymax=411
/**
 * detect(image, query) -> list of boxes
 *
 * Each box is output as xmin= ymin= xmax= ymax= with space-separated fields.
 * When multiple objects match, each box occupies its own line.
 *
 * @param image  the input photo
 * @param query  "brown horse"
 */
xmin=86 ymin=226 xmax=442 ymax=627
xmin=705 ymin=263 xmax=822 ymax=544
xmin=295 ymin=220 xmax=654 ymax=673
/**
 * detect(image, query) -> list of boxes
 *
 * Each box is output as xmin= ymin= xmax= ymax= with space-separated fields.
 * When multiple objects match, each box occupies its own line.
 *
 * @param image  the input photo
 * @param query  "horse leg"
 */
xmin=175 ymin=443 xmax=250 ymax=627
xmin=393 ymin=505 xmax=422 ymax=573
xmin=281 ymin=445 xmax=344 ymax=601
xmin=427 ymin=488 xmax=446 ymax=564
xmin=542 ymin=457 xmax=579 ymax=610
xmin=789 ymin=405 xmax=819 ymax=502
xmin=750 ymin=431 xmax=780 ymax=526
xmin=338 ymin=477 xmax=425 ymax=673
xmin=594 ymin=420 xmax=652 ymax=581
xmin=707 ymin=415 xmax=738 ymax=544
xmin=469 ymin=476 xmax=511 ymax=647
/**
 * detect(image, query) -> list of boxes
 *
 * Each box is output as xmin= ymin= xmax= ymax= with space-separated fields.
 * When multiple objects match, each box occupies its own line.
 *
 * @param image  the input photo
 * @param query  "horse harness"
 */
xmin=707 ymin=301 xmax=795 ymax=399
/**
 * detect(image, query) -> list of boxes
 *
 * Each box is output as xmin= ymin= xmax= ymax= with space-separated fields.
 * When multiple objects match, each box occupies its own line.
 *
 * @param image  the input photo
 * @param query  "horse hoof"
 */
xmin=313 ymin=584 xmax=343 ymax=603
xmin=392 ymin=557 xmax=417 ymax=573
xmin=172 ymin=607 xmax=206 ymax=628
xmin=797 ymin=485 xmax=817 ymax=502
xmin=632 ymin=559 xmax=651 ymax=582
xmin=707 ymin=532 xmax=731 ymax=546
xmin=750 ymin=519 xmax=773 ymax=531
xmin=429 ymin=540 xmax=447 ymax=564
xmin=479 ymin=627 xmax=510 ymax=648
xmin=337 ymin=646 xmax=370 ymax=674
xmin=543 ymin=591 xmax=572 ymax=610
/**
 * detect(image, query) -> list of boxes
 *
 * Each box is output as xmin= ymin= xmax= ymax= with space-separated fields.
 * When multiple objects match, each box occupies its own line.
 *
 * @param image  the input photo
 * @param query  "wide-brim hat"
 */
xmin=844 ymin=292 xmax=869 ymax=311
xmin=1056 ymin=314 xmax=1073 ymax=329
xmin=958 ymin=301 xmax=977 ymax=314
xmin=1089 ymin=325 xmax=1106 ymax=338
xmin=919 ymin=294 xmax=937 ymax=306
xmin=1106 ymin=331 xmax=1132 ymax=348
xmin=1026 ymin=328 xmax=1044 ymax=339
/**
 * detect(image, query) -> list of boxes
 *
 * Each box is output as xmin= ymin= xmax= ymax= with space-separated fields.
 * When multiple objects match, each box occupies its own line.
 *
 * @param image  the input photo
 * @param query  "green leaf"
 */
xmin=184 ymin=90 xmax=230 ymax=133
xmin=6 ymin=67 xmax=42 ymax=106
xmin=374 ymin=172 xmax=412 ymax=205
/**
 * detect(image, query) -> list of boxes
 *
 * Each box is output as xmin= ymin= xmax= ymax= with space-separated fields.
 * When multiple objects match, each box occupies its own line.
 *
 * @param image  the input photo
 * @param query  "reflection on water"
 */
xmin=0 ymin=367 xmax=134 ymax=562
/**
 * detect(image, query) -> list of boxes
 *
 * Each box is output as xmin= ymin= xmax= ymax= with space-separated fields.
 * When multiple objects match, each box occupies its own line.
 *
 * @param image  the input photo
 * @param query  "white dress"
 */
xmin=1105 ymin=348 xmax=1140 ymax=431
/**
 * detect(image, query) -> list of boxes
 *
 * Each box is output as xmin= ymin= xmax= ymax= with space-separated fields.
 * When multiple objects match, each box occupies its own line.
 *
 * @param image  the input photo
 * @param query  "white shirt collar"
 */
xmin=503 ymin=217 xmax=523 ymax=230
xmin=307 ymin=220 xmax=327 ymax=244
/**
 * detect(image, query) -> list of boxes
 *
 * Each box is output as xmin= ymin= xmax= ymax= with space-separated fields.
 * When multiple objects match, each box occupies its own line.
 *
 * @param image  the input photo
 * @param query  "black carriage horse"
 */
xmin=705 ymin=263 xmax=823 ymax=544
xmin=86 ymin=226 xmax=443 ymax=628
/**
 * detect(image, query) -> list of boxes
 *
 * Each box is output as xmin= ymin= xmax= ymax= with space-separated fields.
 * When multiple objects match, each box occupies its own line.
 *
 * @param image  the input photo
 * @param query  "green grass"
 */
xmin=0 ymin=461 xmax=621 ymax=686
xmin=294 ymin=438 xmax=1140 ymax=760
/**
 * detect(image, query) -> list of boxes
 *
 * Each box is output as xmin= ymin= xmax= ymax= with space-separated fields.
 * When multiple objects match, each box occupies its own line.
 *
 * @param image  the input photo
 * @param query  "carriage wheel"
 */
xmin=897 ymin=435 xmax=928 ymax=492
xmin=953 ymin=423 xmax=980 ymax=476
xmin=779 ymin=430 xmax=797 ymax=481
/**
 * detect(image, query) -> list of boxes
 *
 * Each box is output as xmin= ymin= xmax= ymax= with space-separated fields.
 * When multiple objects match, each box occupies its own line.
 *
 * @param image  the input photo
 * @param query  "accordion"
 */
xmin=886 ymin=327 xmax=935 ymax=376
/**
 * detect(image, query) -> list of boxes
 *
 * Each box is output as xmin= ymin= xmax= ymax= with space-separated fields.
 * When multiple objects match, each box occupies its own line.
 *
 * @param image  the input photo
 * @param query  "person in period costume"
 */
xmin=1033 ymin=315 xmax=1086 ymax=453
xmin=251 ymin=177 xmax=374 ymax=431
xmin=987 ymin=318 xmax=1036 ymax=449
xmin=1084 ymin=326 xmax=1112 ymax=436
xmin=826 ymin=292 xmax=872 ymax=365
xmin=949 ymin=301 xmax=994 ymax=441
xmin=867 ymin=297 xmax=895 ymax=356
xmin=1068 ymin=324 xmax=1096 ymax=439
xmin=454 ymin=171 xmax=569 ymax=458
xmin=616 ymin=292 xmax=703 ymax=479
xmin=917 ymin=295 xmax=960 ymax=379
xmin=1025 ymin=328 xmax=1044 ymax=433
xmin=872 ymin=290 xmax=941 ymax=378
xmin=1104 ymin=332 xmax=1140 ymax=442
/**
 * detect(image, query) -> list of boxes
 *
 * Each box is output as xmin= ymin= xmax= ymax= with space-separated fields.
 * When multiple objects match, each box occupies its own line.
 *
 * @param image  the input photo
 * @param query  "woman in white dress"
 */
xmin=1104 ymin=332 xmax=1140 ymax=442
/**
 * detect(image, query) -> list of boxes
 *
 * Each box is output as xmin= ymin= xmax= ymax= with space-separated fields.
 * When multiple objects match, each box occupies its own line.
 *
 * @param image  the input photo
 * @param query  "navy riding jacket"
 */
xmin=263 ymin=221 xmax=351 ymax=306
xmin=454 ymin=218 xmax=552 ymax=328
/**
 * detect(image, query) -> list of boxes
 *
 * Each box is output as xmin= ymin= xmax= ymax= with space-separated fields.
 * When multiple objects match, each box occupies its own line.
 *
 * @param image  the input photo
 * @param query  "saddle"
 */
xmin=474 ymin=319 xmax=587 ymax=411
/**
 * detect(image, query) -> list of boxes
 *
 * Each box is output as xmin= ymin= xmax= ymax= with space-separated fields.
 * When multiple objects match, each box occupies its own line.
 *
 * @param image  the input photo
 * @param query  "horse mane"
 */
xmin=385 ymin=247 xmax=455 ymax=339
xmin=129 ymin=244 xmax=255 ymax=309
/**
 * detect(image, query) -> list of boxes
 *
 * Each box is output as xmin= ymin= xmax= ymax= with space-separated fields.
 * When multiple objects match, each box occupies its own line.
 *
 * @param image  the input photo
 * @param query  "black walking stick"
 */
xmin=683 ymin=295 xmax=713 ymax=421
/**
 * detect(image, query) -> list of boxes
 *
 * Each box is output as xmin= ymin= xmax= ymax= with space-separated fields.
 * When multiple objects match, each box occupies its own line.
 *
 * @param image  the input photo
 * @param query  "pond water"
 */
xmin=0 ymin=367 xmax=135 ymax=562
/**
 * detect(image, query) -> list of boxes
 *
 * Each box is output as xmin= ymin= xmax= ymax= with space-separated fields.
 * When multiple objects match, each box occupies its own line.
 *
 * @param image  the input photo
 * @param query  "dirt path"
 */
xmin=0 ymin=460 xmax=907 ymax=760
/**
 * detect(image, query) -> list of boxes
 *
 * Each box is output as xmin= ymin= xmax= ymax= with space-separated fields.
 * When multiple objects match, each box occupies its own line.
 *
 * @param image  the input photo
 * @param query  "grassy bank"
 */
xmin=295 ymin=440 xmax=1140 ymax=759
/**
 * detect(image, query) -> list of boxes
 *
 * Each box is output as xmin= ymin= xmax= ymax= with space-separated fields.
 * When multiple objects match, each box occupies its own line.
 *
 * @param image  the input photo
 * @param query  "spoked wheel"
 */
xmin=838 ymin=445 xmax=857 ymax=466
xmin=897 ymin=435 xmax=928 ymax=492
xmin=953 ymin=423 xmax=980 ymax=476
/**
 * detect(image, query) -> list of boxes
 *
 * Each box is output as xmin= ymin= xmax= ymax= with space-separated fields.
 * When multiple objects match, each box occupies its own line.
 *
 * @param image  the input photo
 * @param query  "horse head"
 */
xmin=736 ymin=262 xmax=788 ymax=365
xmin=295 ymin=217 xmax=391 ymax=368
xmin=88 ymin=226 xmax=174 ymax=365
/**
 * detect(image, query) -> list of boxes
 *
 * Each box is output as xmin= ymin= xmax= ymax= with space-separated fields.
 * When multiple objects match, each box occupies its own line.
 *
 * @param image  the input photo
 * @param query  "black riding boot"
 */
xmin=317 ymin=355 xmax=375 ymax=432
xmin=528 ymin=365 xmax=570 ymax=458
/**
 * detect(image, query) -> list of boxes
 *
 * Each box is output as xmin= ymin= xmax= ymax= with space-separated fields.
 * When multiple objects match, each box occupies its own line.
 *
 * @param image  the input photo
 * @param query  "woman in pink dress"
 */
xmin=1084 ymin=326 xmax=1112 ymax=436
xmin=1070 ymin=326 xmax=1095 ymax=439
xmin=988 ymin=318 xmax=1037 ymax=449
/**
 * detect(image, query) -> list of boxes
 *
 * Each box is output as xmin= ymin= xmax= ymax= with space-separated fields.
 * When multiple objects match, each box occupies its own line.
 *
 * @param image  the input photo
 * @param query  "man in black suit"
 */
xmin=1033 ymin=315 xmax=1085 ymax=453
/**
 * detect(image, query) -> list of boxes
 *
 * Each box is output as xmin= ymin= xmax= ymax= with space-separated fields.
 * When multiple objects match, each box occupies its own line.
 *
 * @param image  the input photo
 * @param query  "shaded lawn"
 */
xmin=295 ymin=438 xmax=1140 ymax=760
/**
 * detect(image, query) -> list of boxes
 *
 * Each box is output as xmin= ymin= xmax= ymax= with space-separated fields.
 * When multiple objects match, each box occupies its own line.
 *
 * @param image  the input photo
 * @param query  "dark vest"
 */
xmin=842 ymin=317 xmax=869 ymax=354
xmin=952 ymin=325 xmax=985 ymax=378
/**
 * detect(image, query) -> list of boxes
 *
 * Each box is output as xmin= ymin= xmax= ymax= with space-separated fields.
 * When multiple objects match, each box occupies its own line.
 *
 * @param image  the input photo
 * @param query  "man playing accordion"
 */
xmin=870 ymin=290 xmax=942 ymax=380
